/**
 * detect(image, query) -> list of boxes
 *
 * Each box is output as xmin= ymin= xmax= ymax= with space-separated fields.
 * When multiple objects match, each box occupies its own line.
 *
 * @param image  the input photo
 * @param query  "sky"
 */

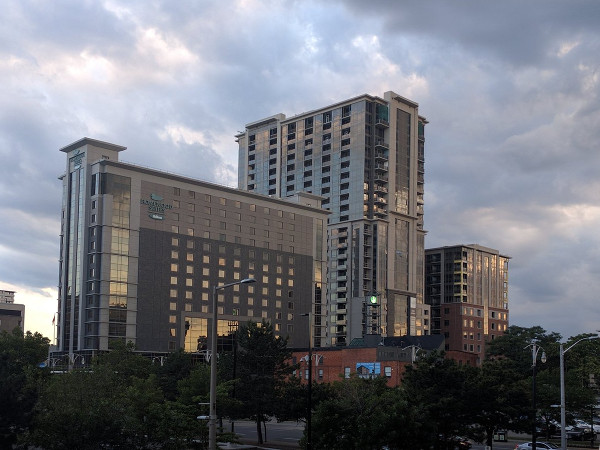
xmin=1 ymin=0 xmax=599 ymax=342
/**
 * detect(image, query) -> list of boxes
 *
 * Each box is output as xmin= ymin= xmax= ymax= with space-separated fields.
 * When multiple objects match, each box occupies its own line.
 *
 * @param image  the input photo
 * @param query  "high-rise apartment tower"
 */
xmin=237 ymin=92 xmax=429 ymax=346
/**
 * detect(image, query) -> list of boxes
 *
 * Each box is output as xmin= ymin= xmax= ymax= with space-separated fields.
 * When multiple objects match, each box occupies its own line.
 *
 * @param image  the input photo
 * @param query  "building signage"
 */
xmin=70 ymin=149 xmax=85 ymax=169
xmin=140 ymin=193 xmax=173 ymax=220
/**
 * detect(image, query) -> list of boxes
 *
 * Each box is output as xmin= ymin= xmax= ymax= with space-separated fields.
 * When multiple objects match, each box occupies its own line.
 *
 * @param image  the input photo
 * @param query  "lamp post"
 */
xmin=208 ymin=278 xmax=255 ymax=450
xmin=301 ymin=312 xmax=313 ymax=450
xmin=560 ymin=334 xmax=600 ymax=450
xmin=525 ymin=342 xmax=546 ymax=450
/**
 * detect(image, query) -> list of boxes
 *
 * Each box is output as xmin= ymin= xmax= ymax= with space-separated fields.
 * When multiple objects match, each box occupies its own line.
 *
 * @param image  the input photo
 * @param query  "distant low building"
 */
xmin=0 ymin=289 xmax=25 ymax=333
xmin=290 ymin=334 xmax=444 ymax=387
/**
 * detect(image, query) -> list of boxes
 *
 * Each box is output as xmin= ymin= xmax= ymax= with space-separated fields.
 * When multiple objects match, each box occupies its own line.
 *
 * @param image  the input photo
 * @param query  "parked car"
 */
xmin=515 ymin=442 xmax=559 ymax=450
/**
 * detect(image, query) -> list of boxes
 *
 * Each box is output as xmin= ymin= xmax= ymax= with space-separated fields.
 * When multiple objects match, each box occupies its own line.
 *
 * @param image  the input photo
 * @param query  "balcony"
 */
xmin=375 ymin=139 xmax=389 ymax=150
xmin=374 ymin=196 xmax=387 ymax=205
xmin=375 ymin=117 xmax=389 ymax=128
xmin=374 ymin=149 xmax=388 ymax=161
xmin=374 ymin=162 xmax=388 ymax=172
xmin=374 ymin=184 xmax=388 ymax=194
xmin=373 ymin=207 xmax=386 ymax=217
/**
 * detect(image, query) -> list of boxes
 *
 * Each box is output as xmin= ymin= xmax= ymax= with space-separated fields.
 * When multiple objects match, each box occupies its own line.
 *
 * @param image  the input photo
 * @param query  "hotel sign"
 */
xmin=141 ymin=193 xmax=173 ymax=220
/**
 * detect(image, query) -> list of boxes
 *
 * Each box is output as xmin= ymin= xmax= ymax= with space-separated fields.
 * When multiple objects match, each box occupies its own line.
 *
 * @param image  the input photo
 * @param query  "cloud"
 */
xmin=1 ymin=0 xmax=599 ymax=341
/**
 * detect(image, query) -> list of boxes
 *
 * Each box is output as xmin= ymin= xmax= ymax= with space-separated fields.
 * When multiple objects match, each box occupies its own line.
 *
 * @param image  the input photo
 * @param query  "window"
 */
xmin=344 ymin=367 xmax=351 ymax=378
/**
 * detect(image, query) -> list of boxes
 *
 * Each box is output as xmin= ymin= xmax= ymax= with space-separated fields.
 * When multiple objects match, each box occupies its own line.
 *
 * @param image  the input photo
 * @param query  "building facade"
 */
xmin=425 ymin=244 xmax=510 ymax=364
xmin=56 ymin=138 xmax=328 ymax=360
xmin=0 ymin=289 xmax=25 ymax=333
xmin=237 ymin=92 xmax=429 ymax=346
xmin=290 ymin=335 xmax=444 ymax=387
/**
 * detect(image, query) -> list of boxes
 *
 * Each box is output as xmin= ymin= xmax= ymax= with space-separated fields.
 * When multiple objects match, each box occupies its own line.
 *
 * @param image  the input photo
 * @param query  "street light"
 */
xmin=525 ymin=342 xmax=546 ymax=450
xmin=208 ymin=278 xmax=256 ymax=450
xmin=301 ymin=312 xmax=313 ymax=450
xmin=560 ymin=334 xmax=600 ymax=450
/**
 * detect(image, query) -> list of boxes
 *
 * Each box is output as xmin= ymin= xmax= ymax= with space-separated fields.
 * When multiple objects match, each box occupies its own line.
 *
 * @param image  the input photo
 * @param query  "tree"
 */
xmin=0 ymin=329 xmax=49 ymax=447
xmin=232 ymin=320 xmax=295 ymax=445
xmin=402 ymin=351 xmax=472 ymax=449
xmin=309 ymin=376 xmax=417 ymax=450
xmin=466 ymin=358 xmax=530 ymax=447
xmin=28 ymin=367 xmax=126 ymax=449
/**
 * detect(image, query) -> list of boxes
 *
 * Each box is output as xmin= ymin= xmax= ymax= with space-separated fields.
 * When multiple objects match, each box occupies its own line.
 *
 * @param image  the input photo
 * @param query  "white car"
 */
xmin=515 ymin=443 xmax=559 ymax=450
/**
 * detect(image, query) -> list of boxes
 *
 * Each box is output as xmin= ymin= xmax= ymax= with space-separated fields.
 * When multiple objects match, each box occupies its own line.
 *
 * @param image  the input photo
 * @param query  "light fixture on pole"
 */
xmin=301 ymin=312 xmax=313 ymax=450
xmin=525 ymin=342 xmax=546 ymax=450
xmin=559 ymin=334 xmax=600 ymax=450
xmin=208 ymin=278 xmax=256 ymax=450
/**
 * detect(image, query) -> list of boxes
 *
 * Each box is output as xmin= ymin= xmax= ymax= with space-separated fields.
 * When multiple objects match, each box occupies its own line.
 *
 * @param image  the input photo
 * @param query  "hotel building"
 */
xmin=237 ymin=92 xmax=429 ymax=346
xmin=425 ymin=244 xmax=510 ymax=364
xmin=56 ymin=138 xmax=327 ymax=360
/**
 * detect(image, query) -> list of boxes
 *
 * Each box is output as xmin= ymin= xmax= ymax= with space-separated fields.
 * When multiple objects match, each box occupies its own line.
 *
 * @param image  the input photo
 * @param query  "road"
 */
xmin=229 ymin=420 xmax=304 ymax=448
xmin=228 ymin=422 xmax=595 ymax=450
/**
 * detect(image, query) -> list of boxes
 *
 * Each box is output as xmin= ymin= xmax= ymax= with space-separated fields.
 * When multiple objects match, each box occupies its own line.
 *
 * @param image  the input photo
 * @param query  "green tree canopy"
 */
xmin=0 ymin=330 xmax=49 ymax=447
xmin=232 ymin=320 xmax=295 ymax=444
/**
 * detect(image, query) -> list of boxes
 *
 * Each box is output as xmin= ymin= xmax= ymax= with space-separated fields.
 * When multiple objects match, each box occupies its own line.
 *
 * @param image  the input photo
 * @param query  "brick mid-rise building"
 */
xmin=425 ymin=244 xmax=509 ymax=365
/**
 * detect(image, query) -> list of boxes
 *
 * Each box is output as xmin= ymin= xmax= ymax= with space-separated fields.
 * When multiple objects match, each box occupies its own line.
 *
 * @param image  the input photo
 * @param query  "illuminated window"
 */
xmin=171 ymin=264 xmax=178 ymax=272
xmin=172 ymin=237 xmax=179 ymax=246
xmin=187 ymin=253 xmax=193 ymax=262
xmin=171 ymin=250 xmax=179 ymax=259
xmin=185 ymin=304 xmax=192 ymax=312
xmin=186 ymin=291 xmax=192 ymax=299
xmin=186 ymin=279 xmax=193 ymax=287
xmin=203 ymin=255 xmax=210 ymax=264
xmin=169 ymin=315 xmax=176 ymax=323
xmin=186 ymin=266 xmax=193 ymax=274
xmin=170 ymin=289 xmax=177 ymax=298
xmin=203 ymin=268 xmax=210 ymax=276
xmin=170 ymin=302 xmax=177 ymax=310
xmin=170 ymin=276 xmax=177 ymax=284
